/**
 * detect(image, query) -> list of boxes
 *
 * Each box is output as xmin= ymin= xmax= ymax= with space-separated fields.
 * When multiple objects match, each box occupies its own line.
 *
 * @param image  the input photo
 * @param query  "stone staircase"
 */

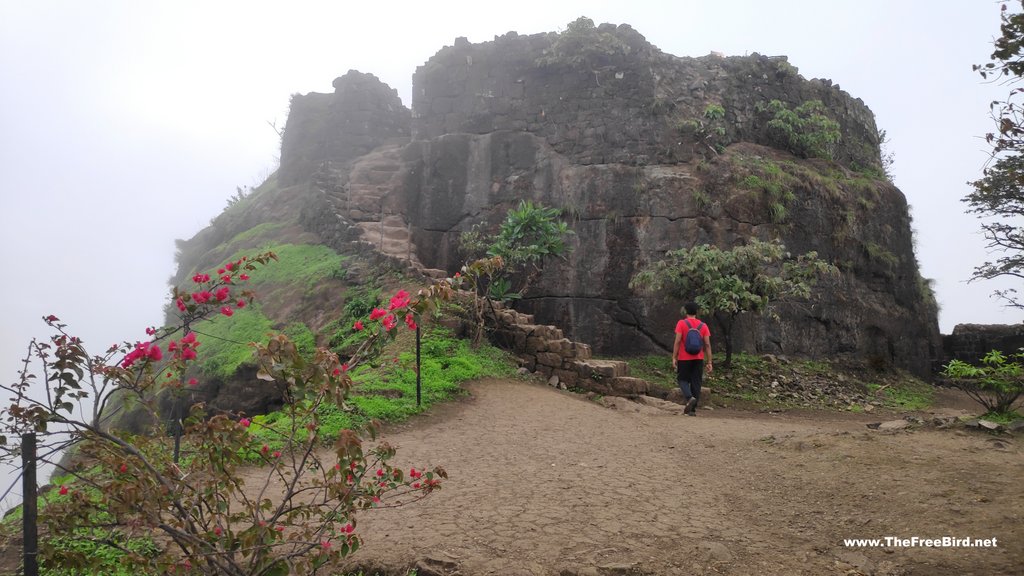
xmin=488 ymin=302 xmax=654 ymax=397
xmin=312 ymin=144 xmax=445 ymax=278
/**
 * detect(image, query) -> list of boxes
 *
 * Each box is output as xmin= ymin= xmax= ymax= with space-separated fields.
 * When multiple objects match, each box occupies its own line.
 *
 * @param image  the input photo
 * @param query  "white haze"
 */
xmin=0 ymin=0 xmax=1021 ymax=509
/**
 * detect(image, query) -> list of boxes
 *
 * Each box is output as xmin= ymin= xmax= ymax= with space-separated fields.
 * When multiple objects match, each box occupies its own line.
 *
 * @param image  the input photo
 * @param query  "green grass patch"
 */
xmin=979 ymin=410 xmax=1024 ymax=424
xmin=242 ymin=327 xmax=517 ymax=462
xmin=191 ymin=305 xmax=274 ymax=380
xmin=283 ymin=321 xmax=317 ymax=359
xmin=41 ymin=534 xmax=160 ymax=576
xmin=867 ymin=380 xmax=934 ymax=411
xmin=226 ymin=221 xmax=289 ymax=247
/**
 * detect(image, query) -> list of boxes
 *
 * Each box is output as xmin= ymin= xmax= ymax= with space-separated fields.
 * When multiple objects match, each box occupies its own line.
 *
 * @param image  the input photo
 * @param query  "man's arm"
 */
xmin=703 ymin=333 xmax=713 ymax=373
xmin=672 ymin=332 xmax=682 ymax=369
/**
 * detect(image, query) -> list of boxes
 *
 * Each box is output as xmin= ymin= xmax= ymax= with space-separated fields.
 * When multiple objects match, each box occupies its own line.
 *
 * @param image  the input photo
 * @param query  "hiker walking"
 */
xmin=672 ymin=302 xmax=712 ymax=416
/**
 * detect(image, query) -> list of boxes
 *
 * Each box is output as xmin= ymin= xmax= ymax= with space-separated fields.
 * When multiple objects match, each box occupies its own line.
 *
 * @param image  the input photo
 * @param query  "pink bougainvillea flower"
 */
xmin=217 ymin=268 xmax=225 ymax=275
xmin=193 ymin=291 xmax=213 ymax=304
xmin=119 ymin=463 xmax=128 ymax=473
xmin=383 ymin=314 xmax=398 ymax=331
xmin=405 ymin=313 xmax=417 ymax=330
xmin=192 ymin=273 xmax=209 ymax=283
xmin=176 ymin=298 xmax=187 ymax=312
xmin=371 ymin=496 xmax=381 ymax=504
xmin=321 ymin=540 xmax=332 ymax=550
xmin=220 ymin=275 xmax=232 ymax=283
xmin=341 ymin=363 xmax=349 ymax=372
xmin=454 ymin=272 xmax=461 ymax=278
xmin=220 ymin=306 xmax=234 ymax=317
xmin=215 ymin=287 xmax=231 ymax=302
xmin=59 ymin=485 xmax=68 ymax=495
xmin=261 ymin=444 xmax=269 ymax=454
xmin=412 ymin=482 xmax=421 ymax=489
xmin=214 ymin=526 xmax=222 ymax=536
xmin=145 ymin=327 xmax=156 ymax=336
xmin=45 ymin=315 xmax=60 ymax=322
xmin=181 ymin=332 xmax=196 ymax=344
xmin=240 ymin=273 xmax=250 ymax=281
xmin=272 ymin=450 xmax=281 ymax=458
xmin=225 ymin=262 xmax=234 ymax=272
xmin=353 ymin=320 xmax=364 ymax=331
xmin=239 ymin=417 xmax=251 ymax=428
xmin=332 ymin=368 xmax=341 ymax=376
xmin=369 ymin=308 xmax=387 ymax=321
xmin=188 ymin=378 xmax=198 ymax=386
xmin=181 ymin=348 xmax=197 ymax=361
xmin=388 ymin=290 xmax=410 ymax=311
xmin=275 ymin=525 xmax=285 ymax=532
xmin=168 ymin=340 xmax=178 ymax=351
xmin=343 ymin=523 xmax=354 ymax=534
xmin=236 ymin=299 xmax=246 ymax=308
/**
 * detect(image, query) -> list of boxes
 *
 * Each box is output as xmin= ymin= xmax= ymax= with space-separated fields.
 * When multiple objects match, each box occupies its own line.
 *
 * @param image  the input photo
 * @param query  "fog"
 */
xmin=1 ymin=0 xmax=1020 ymax=509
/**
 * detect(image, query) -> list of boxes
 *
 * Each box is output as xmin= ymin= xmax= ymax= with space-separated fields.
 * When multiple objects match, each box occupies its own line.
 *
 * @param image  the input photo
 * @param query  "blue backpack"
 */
xmin=683 ymin=319 xmax=704 ymax=355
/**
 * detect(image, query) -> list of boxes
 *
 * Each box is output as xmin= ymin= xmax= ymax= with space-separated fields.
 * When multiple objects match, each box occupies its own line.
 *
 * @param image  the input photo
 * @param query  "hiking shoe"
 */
xmin=684 ymin=397 xmax=697 ymax=414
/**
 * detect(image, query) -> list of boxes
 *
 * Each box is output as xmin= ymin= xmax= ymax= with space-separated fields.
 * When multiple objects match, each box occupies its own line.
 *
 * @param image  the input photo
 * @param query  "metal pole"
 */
xmin=22 ymin=433 xmax=38 ymax=576
xmin=416 ymin=325 xmax=422 ymax=407
xmin=174 ymin=321 xmax=191 ymax=463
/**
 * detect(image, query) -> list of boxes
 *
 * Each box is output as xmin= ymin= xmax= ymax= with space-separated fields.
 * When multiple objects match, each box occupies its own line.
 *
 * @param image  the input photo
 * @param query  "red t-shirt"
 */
xmin=675 ymin=317 xmax=710 ymax=360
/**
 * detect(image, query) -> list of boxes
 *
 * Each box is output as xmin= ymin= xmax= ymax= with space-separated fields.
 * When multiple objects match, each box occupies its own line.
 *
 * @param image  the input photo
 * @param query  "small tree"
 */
xmin=459 ymin=200 xmax=573 ymax=343
xmin=629 ymin=239 xmax=837 ymax=367
xmin=0 ymin=254 xmax=451 ymax=575
xmin=967 ymin=1 xmax=1024 ymax=306
xmin=943 ymin=350 xmax=1024 ymax=416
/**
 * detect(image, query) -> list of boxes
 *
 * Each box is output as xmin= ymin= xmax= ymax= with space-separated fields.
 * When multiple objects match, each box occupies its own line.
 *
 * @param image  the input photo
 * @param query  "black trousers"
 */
xmin=676 ymin=359 xmax=704 ymax=404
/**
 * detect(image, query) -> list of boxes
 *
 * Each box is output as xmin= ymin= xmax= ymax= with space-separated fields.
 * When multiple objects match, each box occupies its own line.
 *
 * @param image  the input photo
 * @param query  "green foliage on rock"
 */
xmin=676 ymin=102 xmax=730 ymax=156
xmin=629 ymin=239 xmax=838 ymax=367
xmin=759 ymin=99 xmax=841 ymax=160
xmin=460 ymin=200 xmax=573 ymax=304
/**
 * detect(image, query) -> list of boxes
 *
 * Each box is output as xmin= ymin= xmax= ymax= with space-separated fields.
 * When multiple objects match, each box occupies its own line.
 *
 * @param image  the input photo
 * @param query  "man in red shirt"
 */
xmin=672 ymin=302 xmax=713 ymax=416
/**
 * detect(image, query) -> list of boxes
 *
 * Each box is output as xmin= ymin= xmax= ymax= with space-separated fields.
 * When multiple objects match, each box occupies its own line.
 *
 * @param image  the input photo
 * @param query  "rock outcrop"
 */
xmin=184 ymin=21 xmax=942 ymax=377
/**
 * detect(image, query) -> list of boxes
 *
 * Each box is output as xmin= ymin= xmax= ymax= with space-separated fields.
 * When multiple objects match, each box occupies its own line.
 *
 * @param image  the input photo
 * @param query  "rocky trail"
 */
xmin=335 ymin=379 xmax=1022 ymax=576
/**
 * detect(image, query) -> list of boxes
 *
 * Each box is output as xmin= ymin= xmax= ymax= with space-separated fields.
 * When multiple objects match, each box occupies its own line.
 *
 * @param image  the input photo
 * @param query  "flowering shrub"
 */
xmin=943 ymin=350 xmax=1024 ymax=416
xmin=0 ymin=253 xmax=458 ymax=575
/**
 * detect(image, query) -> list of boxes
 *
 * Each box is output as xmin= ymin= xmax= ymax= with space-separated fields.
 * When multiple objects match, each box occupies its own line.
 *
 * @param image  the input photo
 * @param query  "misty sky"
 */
xmin=1 ymin=0 xmax=1021 ymax=388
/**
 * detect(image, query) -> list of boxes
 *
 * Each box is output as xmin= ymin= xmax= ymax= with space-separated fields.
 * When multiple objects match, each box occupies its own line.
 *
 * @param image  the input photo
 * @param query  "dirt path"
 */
xmin=336 ymin=378 xmax=1022 ymax=576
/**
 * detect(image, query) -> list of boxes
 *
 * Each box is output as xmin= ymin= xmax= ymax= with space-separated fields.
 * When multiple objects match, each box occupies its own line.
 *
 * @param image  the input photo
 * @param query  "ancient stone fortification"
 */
xmin=222 ymin=22 xmax=941 ymax=376
xmin=943 ymin=324 xmax=1024 ymax=365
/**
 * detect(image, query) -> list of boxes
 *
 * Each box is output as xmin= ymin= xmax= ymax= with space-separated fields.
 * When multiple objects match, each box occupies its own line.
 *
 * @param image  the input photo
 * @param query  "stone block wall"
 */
xmin=483 ymin=302 xmax=654 ymax=397
xmin=411 ymin=25 xmax=882 ymax=171
xmin=942 ymin=324 xmax=1024 ymax=365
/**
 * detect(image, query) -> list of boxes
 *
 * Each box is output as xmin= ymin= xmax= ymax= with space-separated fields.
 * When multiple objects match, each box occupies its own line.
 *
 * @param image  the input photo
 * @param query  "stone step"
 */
xmin=571 ymin=359 xmax=629 ymax=379
xmin=607 ymin=376 xmax=650 ymax=396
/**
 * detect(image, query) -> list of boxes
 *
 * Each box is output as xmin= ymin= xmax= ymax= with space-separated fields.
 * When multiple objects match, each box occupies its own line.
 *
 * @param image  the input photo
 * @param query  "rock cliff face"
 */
xmin=206 ymin=22 xmax=940 ymax=376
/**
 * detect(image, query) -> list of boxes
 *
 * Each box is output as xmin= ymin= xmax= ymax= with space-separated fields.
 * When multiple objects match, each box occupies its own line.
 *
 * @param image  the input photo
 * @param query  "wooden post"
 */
xmin=22 ymin=433 xmax=38 ymax=576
